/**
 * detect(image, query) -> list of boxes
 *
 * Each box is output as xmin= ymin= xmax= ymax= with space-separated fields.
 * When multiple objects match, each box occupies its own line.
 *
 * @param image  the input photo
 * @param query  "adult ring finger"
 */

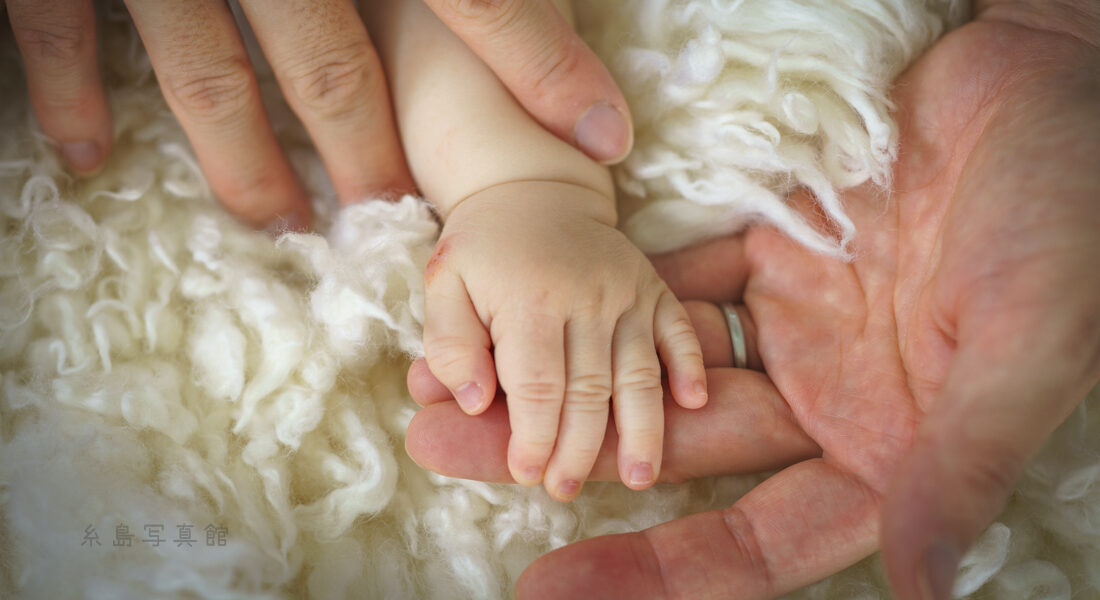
xmin=680 ymin=301 xmax=763 ymax=371
xmin=719 ymin=302 xmax=748 ymax=369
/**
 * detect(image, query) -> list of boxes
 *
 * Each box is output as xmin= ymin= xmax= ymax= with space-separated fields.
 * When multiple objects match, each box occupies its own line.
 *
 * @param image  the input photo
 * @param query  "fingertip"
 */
xmin=455 ymin=380 xmax=490 ymax=415
xmin=547 ymin=478 xmax=582 ymax=503
xmin=882 ymin=446 xmax=966 ymax=600
xmin=407 ymin=357 xmax=453 ymax=407
xmin=624 ymin=461 xmax=656 ymax=491
xmin=687 ymin=379 xmax=710 ymax=409
xmin=508 ymin=444 xmax=546 ymax=487
xmin=59 ymin=139 xmax=107 ymax=175
xmin=574 ymin=101 xmax=633 ymax=164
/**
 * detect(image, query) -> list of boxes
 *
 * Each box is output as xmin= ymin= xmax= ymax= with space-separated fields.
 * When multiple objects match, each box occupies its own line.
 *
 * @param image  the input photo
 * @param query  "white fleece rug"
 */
xmin=1 ymin=1 xmax=1097 ymax=599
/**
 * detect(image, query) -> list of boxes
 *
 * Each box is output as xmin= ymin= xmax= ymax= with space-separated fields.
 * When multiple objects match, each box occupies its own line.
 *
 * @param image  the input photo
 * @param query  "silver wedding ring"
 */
xmin=719 ymin=302 xmax=748 ymax=369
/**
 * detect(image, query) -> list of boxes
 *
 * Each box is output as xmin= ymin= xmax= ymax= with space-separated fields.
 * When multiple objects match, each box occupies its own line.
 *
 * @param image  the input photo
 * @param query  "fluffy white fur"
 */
xmin=1 ymin=1 xmax=1097 ymax=599
xmin=578 ymin=0 xmax=967 ymax=257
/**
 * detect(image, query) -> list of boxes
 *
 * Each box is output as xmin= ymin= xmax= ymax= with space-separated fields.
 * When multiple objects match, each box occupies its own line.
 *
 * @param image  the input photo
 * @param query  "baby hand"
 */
xmin=421 ymin=181 xmax=707 ymax=501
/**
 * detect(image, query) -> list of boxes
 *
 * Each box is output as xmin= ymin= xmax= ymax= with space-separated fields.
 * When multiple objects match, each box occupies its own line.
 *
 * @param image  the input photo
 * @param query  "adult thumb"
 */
xmin=424 ymin=0 xmax=633 ymax=164
xmin=881 ymin=308 xmax=1099 ymax=599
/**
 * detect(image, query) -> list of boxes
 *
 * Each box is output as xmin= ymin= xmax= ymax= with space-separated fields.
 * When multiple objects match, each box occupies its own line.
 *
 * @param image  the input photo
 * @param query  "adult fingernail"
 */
xmin=920 ymin=540 xmax=960 ymax=600
xmin=628 ymin=462 xmax=654 ymax=487
xmin=574 ymin=102 xmax=632 ymax=164
xmin=456 ymin=382 xmax=483 ymax=413
xmin=60 ymin=141 xmax=103 ymax=173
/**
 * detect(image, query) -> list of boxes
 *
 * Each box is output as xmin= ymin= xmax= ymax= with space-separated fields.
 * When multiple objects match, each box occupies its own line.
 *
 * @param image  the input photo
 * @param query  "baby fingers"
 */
xmin=612 ymin=303 xmax=666 ymax=490
xmin=423 ymin=267 xmax=496 ymax=415
xmin=494 ymin=311 xmax=567 ymax=487
xmin=543 ymin=317 xmax=614 ymax=501
xmin=654 ymin=290 xmax=708 ymax=409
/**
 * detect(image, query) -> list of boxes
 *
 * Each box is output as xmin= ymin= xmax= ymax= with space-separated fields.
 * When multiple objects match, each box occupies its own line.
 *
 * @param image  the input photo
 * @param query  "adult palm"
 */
xmin=406 ymin=3 xmax=1100 ymax=598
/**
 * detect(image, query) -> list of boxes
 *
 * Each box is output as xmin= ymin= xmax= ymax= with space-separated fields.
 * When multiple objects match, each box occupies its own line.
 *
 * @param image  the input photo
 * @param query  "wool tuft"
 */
xmin=577 ymin=0 xmax=967 ymax=257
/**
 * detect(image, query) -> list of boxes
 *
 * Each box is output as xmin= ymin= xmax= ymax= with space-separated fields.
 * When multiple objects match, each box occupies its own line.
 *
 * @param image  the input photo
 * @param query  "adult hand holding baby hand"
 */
xmin=420 ymin=180 xmax=706 ymax=502
xmin=5 ymin=0 xmax=631 ymax=229
xmin=406 ymin=3 xmax=1100 ymax=598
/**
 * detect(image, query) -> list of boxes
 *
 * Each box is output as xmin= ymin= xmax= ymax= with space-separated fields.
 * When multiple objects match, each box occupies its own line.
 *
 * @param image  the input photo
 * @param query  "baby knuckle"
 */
xmin=615 ymin=365 xmax=664 ymax=396
xmin=663 ymin=316 xmax=700 ymax=345
xmin=284 ymin=42 xmax=379 ymax=120
xmin=512 ymin=379 xmax=564 ymax=404
xmin=164 ymin=56 xmax=255 ymax=124
xmin=565 ymin=374 xmax=612 ymax=406
xmin=424 ymin=336 xmax=473 ymax=372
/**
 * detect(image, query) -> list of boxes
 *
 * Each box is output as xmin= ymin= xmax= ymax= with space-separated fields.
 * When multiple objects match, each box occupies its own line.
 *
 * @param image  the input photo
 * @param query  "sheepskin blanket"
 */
xmin=1 ymin=1 xmax=1097 ymax=598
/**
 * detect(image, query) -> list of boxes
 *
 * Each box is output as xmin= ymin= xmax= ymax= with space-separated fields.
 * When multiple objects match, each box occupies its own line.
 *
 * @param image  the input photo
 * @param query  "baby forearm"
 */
xmin=367 ymin=0 xmax=615 ymax=222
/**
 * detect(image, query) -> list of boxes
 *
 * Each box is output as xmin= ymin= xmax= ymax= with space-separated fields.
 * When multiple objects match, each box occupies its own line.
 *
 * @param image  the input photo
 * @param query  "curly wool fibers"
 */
xmin=1 ymin=1 xmax=1098 ymax=599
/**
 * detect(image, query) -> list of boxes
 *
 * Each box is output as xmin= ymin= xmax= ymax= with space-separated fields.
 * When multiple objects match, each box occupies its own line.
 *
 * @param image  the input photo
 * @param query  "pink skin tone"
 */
xmin=405 ymin=1 xmax=1100 ymax=598
xmin=368 ymin=0 xmax=707 ymax=501
xmin=6 ymin=0 xmax=631 ymax=229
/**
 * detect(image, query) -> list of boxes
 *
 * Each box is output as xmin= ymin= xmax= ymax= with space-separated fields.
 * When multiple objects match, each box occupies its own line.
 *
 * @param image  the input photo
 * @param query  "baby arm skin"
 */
xmin=369 ymin=0 xmax=707 ymax=501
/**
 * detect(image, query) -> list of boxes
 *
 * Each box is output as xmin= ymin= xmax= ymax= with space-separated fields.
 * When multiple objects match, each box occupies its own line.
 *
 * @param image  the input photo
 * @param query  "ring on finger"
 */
xmin=719 ymin=302 xmax=748 ymax=369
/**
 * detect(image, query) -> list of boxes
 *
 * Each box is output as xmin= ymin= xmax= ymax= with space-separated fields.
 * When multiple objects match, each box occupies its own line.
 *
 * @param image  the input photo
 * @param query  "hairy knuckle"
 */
xmin=524 ymin=38 xmax=581 ymax=97
xmin=16 ymin=23 xmax=85 ymax=63
xmin=438 ymin=0 xmax=524 ymax=31
xmin=284 ymin=42 xmax=378 ymax=120
xmin=165 ymin=56 xmax=254 ymax=124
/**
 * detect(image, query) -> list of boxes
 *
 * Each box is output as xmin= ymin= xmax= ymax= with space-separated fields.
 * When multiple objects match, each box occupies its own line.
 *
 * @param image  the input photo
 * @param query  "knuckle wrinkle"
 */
xmin=165 ymin=56 xmax=255 ymax=124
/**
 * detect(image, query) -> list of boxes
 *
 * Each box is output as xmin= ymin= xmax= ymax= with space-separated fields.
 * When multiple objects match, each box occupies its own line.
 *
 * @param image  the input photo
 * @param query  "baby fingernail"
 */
xmin=557 ymin=479 xmax=580 ymax=499
xmin=522 ymin=466 xmax=543 ymax=485
xmin=60 ymin=141 xmax=103 ymax=173
xmin=920 ymin=539 xmax=960 ymax=600
xmin=628 ymin=462 xmax=654 ymax=487
xmin=574 ymin=102 xmax=631 ymax=164
xmin=455 ymin=382 xmax=482 ymax=412
xmin=693 ymin=381 xmax=708 ymax=402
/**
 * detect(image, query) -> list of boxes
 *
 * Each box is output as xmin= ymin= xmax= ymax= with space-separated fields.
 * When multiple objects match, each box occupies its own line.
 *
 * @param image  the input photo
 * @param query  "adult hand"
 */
xmin=5 ymin=0 xmax=632 ymax=229
xmin=404 ymin=1 xmax=1100 ymax=598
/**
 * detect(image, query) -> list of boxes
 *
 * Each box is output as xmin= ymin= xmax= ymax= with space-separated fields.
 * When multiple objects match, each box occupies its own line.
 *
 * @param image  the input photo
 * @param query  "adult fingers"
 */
xmin=407 ymin=357 xmax=453 ymax=407
xmin=493 ymin=309 xmax=567 ymax=486
xmin=649 ymin=233 xmax=751 ymax=302
xmin=543 ymin=316 xmax=613 ymax=501
xmin=424 ymin=0 xmax=633 ymax=164
xmin=8 ymin=0 xmax=112 ymax=173
xmin=516 ymin=458 xmax=879 ymax=600
xmin=239 ymin=0 xmax=414 ymax=203
xmin=406 ymin=369 xmax=821 ymax=484
xmin=682 ymin=301 xmax=763 ymax=371
xmin=124 ymin=0 xmax=311 ymax=229
xmin=422 ymin=267 xmax=497 ymax=415
xmin=882 ymin=299 xmax=1100 ymax=598
xmin=653 ymin=290 xmax=708 ymax=409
